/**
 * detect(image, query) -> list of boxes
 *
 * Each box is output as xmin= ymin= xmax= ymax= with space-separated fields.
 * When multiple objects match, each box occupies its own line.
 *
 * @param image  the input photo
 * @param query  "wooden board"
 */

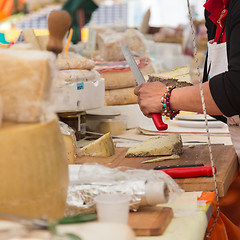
xmin=128 ymin=206 xmax=173 ymax=236
xmin=76 ymin=145 xmax=238 ymax=197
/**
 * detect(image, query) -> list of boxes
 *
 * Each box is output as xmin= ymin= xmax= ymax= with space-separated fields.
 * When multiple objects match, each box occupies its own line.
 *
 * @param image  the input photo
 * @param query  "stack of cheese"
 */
xmin=95 ymin=57 xmax=154 ymax=106
xmin=0 ymin=48 xmax=69 ymax=219
xmin=56 ymin=52 xmax=98 ymax=83
xmin=94 ymin=28 xmax=155 ymax=106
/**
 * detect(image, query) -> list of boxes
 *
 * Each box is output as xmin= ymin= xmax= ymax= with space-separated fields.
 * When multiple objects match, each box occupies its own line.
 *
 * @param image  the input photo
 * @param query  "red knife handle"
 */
xmin=161 ymin=166 xmax=217 ymax=178
xmin=151 ymin=113 xmax=168 ymax=130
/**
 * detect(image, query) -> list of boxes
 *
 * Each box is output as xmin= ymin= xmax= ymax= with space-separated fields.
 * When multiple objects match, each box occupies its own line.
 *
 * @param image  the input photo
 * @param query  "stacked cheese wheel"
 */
xmin=0 ymin=48 xmax=69 ymax=219
xmin=56 ymin=52 xmax=99 ymax=83
xmin=95 ymin=57 xmax=154 ymax=106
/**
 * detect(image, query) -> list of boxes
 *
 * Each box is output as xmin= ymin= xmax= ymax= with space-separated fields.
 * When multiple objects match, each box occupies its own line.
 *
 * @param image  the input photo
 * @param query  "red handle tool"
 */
xmin=151 ymin=113 xmax=168 ymax=130
xmin=160 ymin=166 xmax=217 ymax=178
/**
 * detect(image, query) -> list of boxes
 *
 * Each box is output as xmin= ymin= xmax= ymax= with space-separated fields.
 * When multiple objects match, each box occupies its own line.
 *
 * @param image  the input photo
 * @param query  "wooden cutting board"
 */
xmin=128 ymin=206 xmax=173 ymax=236
xmin=76 ymin=145 xmax=238 ymax=197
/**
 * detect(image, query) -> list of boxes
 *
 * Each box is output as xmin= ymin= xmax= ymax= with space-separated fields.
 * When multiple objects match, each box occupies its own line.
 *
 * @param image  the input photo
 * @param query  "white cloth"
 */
xmin=208 ymin=40 xmax=240 ymax=162
xmin=207 ymin=40 xmax=228 ymax=79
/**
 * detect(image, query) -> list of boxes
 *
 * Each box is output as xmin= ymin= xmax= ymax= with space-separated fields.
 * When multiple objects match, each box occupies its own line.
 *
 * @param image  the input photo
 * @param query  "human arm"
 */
xmin=134 ymin=81 xmax=223 ymax=118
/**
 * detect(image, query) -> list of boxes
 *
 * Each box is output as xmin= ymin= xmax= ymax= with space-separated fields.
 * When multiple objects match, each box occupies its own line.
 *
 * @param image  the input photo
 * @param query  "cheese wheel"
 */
xmin=60 ymin=69 xmax=98 ymax=83
xmin=56 ymin=54 xmax=95 ymax=70
xmin=101 ymin=63 xmax=154 ymax=90
xmin=105 ymin=87 xmax=138 ymax=106
xmin=0 ymin=116 xmax=69 ymax=219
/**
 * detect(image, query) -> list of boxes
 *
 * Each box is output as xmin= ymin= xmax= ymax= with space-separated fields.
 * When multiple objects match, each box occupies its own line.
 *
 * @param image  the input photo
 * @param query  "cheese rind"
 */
xmin=63 ymin=134 xmax=77 ymax=164
xmin=0 ymin=116 xmax=69 ymax=219
xmin=125 ymin=134 xmax=183 ymax=157
xmin=78 ymin=132 xmax=115 ymax=157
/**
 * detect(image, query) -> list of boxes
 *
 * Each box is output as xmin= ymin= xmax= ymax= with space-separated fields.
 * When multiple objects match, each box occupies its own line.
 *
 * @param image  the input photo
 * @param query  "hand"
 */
xmin=134 ymin=81 xmax=167 ymax=117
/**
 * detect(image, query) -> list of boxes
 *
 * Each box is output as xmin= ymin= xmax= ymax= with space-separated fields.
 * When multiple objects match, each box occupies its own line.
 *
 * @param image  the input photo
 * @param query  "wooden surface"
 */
xmin=76 ymin=145 xmax=238 ymax=197
xmin=128 ymin=206 xmax=173 ymax=236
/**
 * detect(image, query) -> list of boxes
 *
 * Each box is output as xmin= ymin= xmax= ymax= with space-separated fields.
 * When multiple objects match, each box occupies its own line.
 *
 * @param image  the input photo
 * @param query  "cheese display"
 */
xmin=77 ymin=132 xmax=115 ymax=157
xmin=56 ymin=52 xmax=95 ymax=70
xmin=95 ymin=57 xmax=154 ymax=90
xmin=147 ymin=66 xmax=192 ymax=87
xmin=0 ymin=116 xmax=69 ymax=219
xmin=105 ymin=87 xmax=138 ymax=106
xmin=125 ymin=134 xmax=183 ymax=157
xmin=0 ymin=48 xmax=56 ymax=122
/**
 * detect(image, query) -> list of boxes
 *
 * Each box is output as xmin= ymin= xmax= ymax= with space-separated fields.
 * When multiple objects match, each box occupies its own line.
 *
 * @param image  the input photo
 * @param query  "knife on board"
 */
xmin=121 ymin=45 xmax=168 ymax=130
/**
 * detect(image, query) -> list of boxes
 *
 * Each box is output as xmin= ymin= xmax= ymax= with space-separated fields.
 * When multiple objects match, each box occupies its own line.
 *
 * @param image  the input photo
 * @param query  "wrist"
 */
xmin=161 ymin=86 xmax=180 ymax=119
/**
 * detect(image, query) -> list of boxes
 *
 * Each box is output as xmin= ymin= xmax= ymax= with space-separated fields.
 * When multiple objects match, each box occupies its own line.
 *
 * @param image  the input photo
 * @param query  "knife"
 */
xmin=121 ymin=45 xmax=168 ymax=130
xmin=160 ymin=166 xmax=217 ymax=178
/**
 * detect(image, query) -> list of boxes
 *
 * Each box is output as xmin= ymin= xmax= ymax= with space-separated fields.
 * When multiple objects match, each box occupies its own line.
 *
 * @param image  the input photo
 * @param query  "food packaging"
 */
xmin=65 ymin=164 xmax=184 ymax=216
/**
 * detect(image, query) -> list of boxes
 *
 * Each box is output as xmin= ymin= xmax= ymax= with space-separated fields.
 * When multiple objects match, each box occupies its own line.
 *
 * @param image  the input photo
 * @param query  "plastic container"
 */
xmin=94 ymin=193 xmax=130 ymax=224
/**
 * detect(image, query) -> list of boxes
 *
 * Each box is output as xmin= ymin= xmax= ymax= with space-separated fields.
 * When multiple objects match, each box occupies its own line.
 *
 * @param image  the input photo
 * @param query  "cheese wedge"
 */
xmin=0 ymin=116 xmax=69 ymax=219
xmin=147 ymin=66 xmax=192 ymax=88
xmin=78 ymin=132 xmax=115 ymax=157
xmin=125 ymin=134 xmax=183 ymax=157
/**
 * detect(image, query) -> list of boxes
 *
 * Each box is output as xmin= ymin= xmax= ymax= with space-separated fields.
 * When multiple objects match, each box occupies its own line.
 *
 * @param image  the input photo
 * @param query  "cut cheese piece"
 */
xmin=0 ymin=116 xmax=69 ymax=219
xmin=125 ymin=134 xmax=183 ymax=157
xmin=0 ymin=48 xmax=56 ymax=122
xmin=147 ymin=66 xmax=192 ymax=88
xmin=62 ymin=134 xmax=76 ymax=164
xmin=105 ymin=87 xmax=138 ymax=106
xmin=78 ymin=132 xmax=115 ymax=157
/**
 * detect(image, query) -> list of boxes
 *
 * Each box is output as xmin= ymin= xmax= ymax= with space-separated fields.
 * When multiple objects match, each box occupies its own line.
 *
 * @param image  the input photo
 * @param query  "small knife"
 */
xmin=121 ymin=45 xmax=168 ymax=130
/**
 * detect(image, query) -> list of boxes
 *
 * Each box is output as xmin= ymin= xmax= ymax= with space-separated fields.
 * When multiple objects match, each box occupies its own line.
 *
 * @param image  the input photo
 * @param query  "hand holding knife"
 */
xmin=121 ymin=46 xmax=168 ymax=130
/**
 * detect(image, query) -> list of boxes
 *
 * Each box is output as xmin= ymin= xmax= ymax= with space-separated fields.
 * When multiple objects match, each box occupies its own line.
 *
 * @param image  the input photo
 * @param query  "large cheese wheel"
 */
xmin=101 ymin=63 xmax=154 ymax=90
xmin=0 ymin=116 xmax=69 ymax=219
xmin=105 ymin=87 xmax=138 ymax=106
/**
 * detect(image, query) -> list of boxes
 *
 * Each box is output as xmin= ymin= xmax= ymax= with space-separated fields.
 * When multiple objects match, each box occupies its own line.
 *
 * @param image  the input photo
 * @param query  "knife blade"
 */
xmin=121 ymin=45 xmax=168 ymax=130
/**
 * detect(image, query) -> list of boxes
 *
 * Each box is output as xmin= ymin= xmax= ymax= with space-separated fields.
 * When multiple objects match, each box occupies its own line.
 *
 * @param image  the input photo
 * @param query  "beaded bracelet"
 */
xmin=161 ymin=86 xmax=180 ymax=120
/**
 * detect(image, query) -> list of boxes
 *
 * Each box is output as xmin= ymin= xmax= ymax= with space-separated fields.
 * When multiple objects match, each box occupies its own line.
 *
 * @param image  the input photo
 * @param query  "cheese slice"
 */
xmin=0 ymin=48 xmax=56 ymax=122
xmin=125 ymin=134 xmax=183 ymax=157
xmin=78 ymin=132 xmax=115 ymax=157
xmin=0 ymin=116 xmax=69 ymax=219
